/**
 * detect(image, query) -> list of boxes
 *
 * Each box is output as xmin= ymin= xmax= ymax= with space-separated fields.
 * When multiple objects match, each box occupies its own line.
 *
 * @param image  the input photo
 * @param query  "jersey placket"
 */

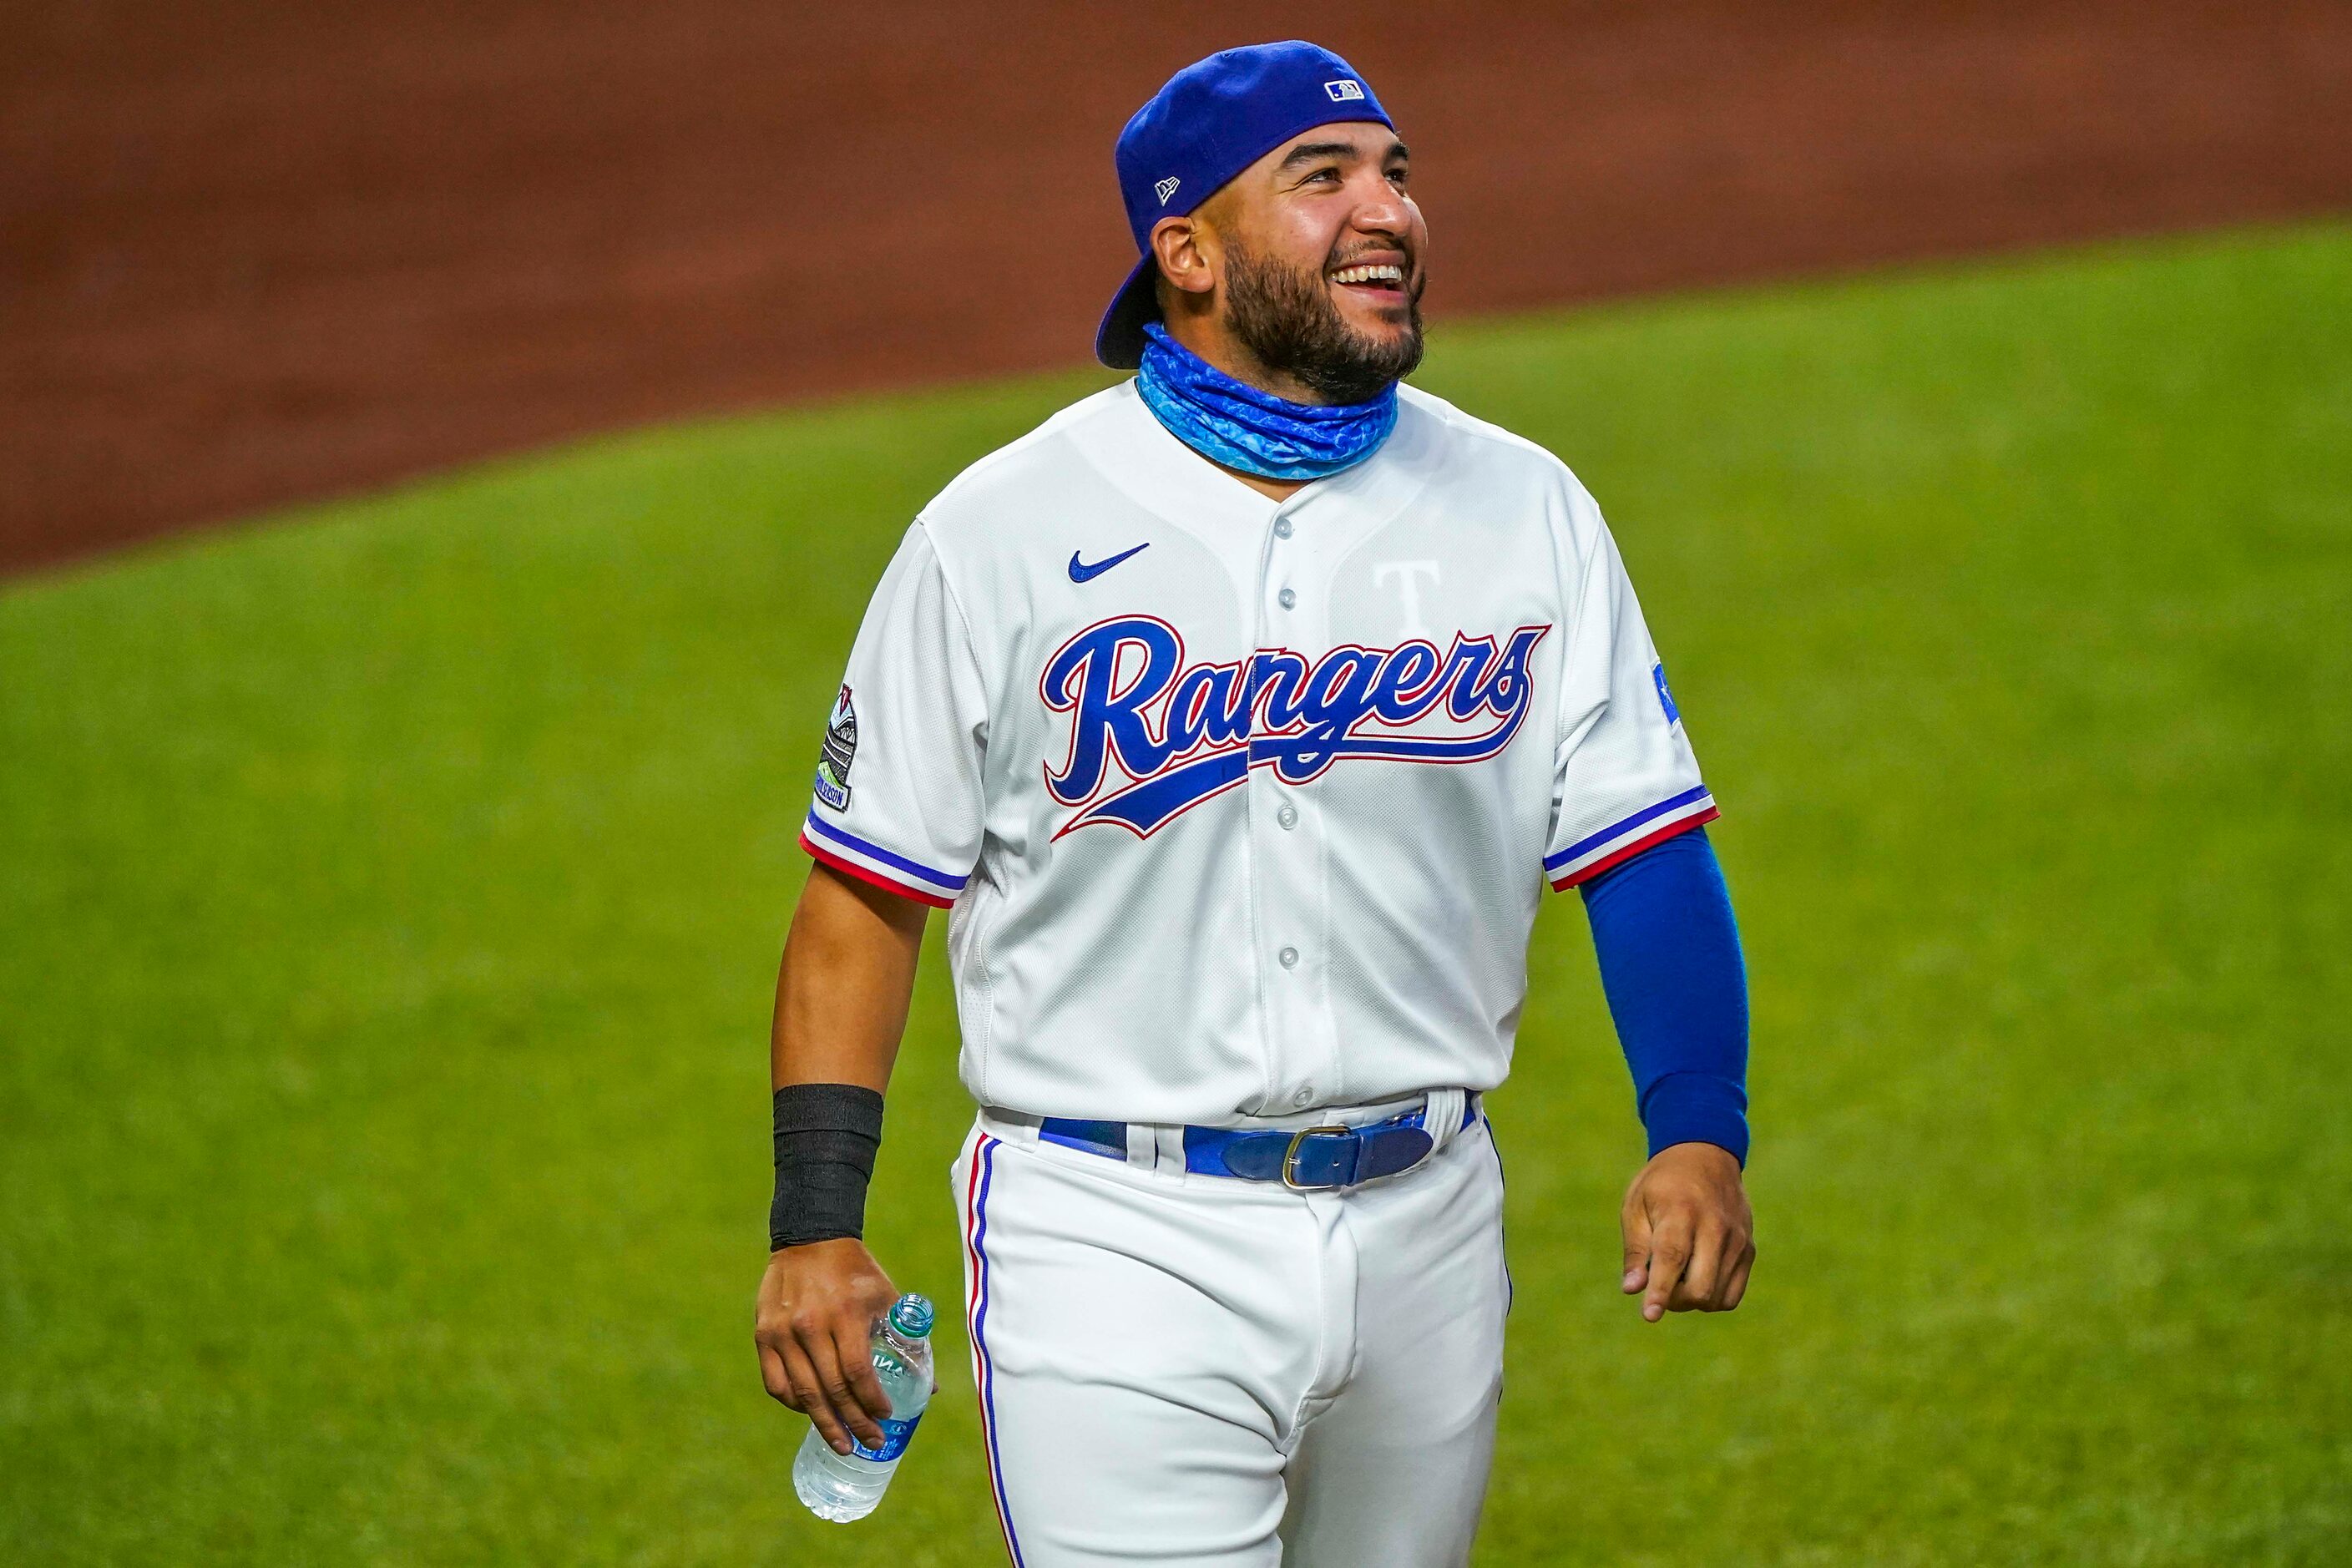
xmin=1250 ymin=492 xmax=1344 ymax=1114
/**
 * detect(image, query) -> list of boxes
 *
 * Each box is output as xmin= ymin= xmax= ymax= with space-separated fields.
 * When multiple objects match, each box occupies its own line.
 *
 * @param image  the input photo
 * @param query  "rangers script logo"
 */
xmin=1042 ymin=615 xmax=1552 ymax=837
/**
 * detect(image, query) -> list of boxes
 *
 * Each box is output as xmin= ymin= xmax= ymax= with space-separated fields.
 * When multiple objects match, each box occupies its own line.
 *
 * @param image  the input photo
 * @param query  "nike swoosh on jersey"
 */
xmin=1068 ymin=542 xmax=1151 ymax=582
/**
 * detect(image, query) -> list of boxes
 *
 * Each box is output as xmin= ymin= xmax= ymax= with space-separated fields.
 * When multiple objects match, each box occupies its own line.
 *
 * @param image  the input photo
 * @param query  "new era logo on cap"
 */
xmin=1154 ymin=176 xmax=1181 ymax=205
xmin=1324 ymin=78 xmax=1365 ymax=101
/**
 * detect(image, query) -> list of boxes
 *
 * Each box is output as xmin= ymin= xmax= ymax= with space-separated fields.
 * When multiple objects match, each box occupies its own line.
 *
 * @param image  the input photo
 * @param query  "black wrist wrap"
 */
xmin=770 ymin=1083 xmax=885 ymax=1251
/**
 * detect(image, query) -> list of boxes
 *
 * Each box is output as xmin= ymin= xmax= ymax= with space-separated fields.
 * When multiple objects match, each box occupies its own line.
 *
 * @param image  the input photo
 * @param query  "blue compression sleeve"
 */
xmin=1577 ymin=826 xmax=1751 ymax=1164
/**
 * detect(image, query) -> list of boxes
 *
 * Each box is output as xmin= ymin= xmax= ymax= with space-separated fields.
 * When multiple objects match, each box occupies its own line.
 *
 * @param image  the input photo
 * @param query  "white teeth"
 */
xmin=1330 ymin=263 xmax=1404 ymax=285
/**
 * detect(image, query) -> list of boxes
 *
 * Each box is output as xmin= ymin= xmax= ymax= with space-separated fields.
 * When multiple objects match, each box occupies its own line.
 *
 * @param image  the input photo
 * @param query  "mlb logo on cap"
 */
xmin=1096 ymin=40 xmax=1393 ymax=369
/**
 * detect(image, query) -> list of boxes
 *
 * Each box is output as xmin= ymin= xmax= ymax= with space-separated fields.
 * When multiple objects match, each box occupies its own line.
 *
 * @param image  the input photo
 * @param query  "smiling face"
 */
xmin=1149 ymin=120 xmax=1429 ymax=404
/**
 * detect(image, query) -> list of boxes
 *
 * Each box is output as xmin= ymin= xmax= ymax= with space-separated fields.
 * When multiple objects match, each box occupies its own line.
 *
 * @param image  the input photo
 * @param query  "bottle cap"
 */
xmin=889 ymin=1294 xmax=935 ymax=1340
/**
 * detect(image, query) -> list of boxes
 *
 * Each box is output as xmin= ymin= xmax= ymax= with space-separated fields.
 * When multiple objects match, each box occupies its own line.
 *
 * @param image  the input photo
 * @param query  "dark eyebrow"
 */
xmin=1277 ymin=138 xmax=1410 ymax=172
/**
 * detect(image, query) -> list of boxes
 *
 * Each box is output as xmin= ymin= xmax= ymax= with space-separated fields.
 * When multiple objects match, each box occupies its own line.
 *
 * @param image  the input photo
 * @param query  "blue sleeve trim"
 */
xmin=1579 ymin=826 xmax=1750 ymax=1165
xmin=802 ymin=810 xmax=969 ymax=891
xmin=1546 ymin=784 xmax=1714 ymax=870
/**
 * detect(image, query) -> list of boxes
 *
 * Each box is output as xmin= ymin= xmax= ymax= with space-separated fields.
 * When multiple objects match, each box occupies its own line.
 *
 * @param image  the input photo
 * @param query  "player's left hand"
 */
xmin=1620 ymin=1142 xmax=1753 ymax=1322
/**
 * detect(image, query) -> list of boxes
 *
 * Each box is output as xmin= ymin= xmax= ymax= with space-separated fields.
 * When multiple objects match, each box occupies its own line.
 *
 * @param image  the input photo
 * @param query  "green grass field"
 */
xmin=4 ymin=224 xmax=2349 ymax=1565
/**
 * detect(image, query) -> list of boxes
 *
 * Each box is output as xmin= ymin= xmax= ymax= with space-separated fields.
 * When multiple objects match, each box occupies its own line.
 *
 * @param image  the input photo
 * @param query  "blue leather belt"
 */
xmin=1038 ymin=1095 xmax=1479 ymax=1191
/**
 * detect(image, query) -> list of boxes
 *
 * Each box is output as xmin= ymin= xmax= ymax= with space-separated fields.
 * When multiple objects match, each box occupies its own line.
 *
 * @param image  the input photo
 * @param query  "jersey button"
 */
xmin=1273 ymin=517 xmax=1294 ymax=539
xmin=1276 ymin=802 xmax=1297 ymax=830
xmin=1277 ymin=588 xmax=1297 ymax=609
xmin=1292 ymin=1086 xmax=1314 ymax=1107
xmin=1277 ymin=946 xmax=1300 ymax=969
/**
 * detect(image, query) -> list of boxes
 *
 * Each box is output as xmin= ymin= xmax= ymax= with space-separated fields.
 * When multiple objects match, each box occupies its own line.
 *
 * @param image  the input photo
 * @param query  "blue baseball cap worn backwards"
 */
xmin=1096 ymin=41 xmax=1393 ymax=369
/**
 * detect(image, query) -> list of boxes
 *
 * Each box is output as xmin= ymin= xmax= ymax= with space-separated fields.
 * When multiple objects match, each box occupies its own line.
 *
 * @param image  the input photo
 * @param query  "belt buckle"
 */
xmin=1282 ymin=1125 xmax=1353 ymax=1190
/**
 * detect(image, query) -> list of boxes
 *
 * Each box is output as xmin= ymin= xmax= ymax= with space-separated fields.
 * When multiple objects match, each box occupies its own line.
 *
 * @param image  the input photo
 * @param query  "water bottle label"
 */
xmin=848 ymin=1412 xmax=921 ymax=1463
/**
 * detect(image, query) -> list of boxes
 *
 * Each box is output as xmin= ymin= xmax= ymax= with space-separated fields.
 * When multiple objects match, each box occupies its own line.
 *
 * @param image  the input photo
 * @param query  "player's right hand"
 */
xmin=755 ymin=1238 xmax=900 ymax=1454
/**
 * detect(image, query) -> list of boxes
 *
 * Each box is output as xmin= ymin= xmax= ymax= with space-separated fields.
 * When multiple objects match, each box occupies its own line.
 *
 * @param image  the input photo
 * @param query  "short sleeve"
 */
xmin=799 ymin=523 xmax=988 ymax=908
xmin=1541 ymin=517 xmax=1717 ymax=891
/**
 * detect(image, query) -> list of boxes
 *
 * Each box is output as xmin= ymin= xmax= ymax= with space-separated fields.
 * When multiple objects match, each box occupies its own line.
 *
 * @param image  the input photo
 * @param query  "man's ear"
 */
xmin=1149 ymin=215 xmax=1217 ymax=298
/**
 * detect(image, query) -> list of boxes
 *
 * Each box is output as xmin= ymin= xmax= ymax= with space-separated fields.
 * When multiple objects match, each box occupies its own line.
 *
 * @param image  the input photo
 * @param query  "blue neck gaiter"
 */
xmin=1136 ymin=322 xmax=1397 ymax=481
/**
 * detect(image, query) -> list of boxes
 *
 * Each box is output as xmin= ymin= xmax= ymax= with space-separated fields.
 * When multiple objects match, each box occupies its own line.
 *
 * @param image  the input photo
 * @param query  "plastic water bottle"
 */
xmin=792 ymin=1293 xmax=935 ymax=1521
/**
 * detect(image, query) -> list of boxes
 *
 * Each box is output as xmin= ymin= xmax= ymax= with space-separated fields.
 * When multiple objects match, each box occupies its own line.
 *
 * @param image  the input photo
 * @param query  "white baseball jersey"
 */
xmin=800 ymin=378 xmax=1715 ymax=1126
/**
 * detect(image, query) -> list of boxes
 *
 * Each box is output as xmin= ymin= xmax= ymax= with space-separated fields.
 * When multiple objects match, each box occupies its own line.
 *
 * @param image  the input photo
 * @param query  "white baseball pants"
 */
xmin=949 ymin=1100 xmax=1510 ymax=1565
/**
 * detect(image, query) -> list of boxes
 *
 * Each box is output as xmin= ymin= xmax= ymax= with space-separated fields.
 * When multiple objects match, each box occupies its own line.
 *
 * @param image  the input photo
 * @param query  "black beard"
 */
xmin=1222 ymin=238 xmax=1426 ymax=405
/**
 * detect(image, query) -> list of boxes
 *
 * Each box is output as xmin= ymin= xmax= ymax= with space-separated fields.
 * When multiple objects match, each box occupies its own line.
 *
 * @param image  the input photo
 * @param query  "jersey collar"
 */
xmin=1083 ymin=380 xmax=1437 ymax=540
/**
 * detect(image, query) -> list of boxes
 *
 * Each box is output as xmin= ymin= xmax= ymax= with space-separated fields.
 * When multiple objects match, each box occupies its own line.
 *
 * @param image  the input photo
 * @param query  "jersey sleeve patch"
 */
xmin=1651 ymin=660 xmax=1681 ymax=726
xmin=801 ymin=809 xmax=969 ymax=909
xmin=812 ymin=685 xmax=858 ymax=812
xmin=1545 ymin=785 xmax=1719 ymax=890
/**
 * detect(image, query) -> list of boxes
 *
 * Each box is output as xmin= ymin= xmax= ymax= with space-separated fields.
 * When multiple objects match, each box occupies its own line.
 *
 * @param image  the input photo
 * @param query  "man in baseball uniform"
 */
xmin=756 ymin=41 xmax=1755 ymax=1564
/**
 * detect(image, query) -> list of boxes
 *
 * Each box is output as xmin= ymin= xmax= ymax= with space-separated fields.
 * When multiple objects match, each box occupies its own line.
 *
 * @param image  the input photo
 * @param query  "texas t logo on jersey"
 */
xmin=1040 ymin=615 xmax=1552 ymax=837
xmin=813 ymin=685 xmax=857 ymax=811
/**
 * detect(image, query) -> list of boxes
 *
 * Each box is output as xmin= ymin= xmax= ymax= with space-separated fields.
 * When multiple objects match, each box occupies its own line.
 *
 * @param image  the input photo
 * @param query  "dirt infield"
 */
xmin=5 ymin=2 xmax=2347 ymax=574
